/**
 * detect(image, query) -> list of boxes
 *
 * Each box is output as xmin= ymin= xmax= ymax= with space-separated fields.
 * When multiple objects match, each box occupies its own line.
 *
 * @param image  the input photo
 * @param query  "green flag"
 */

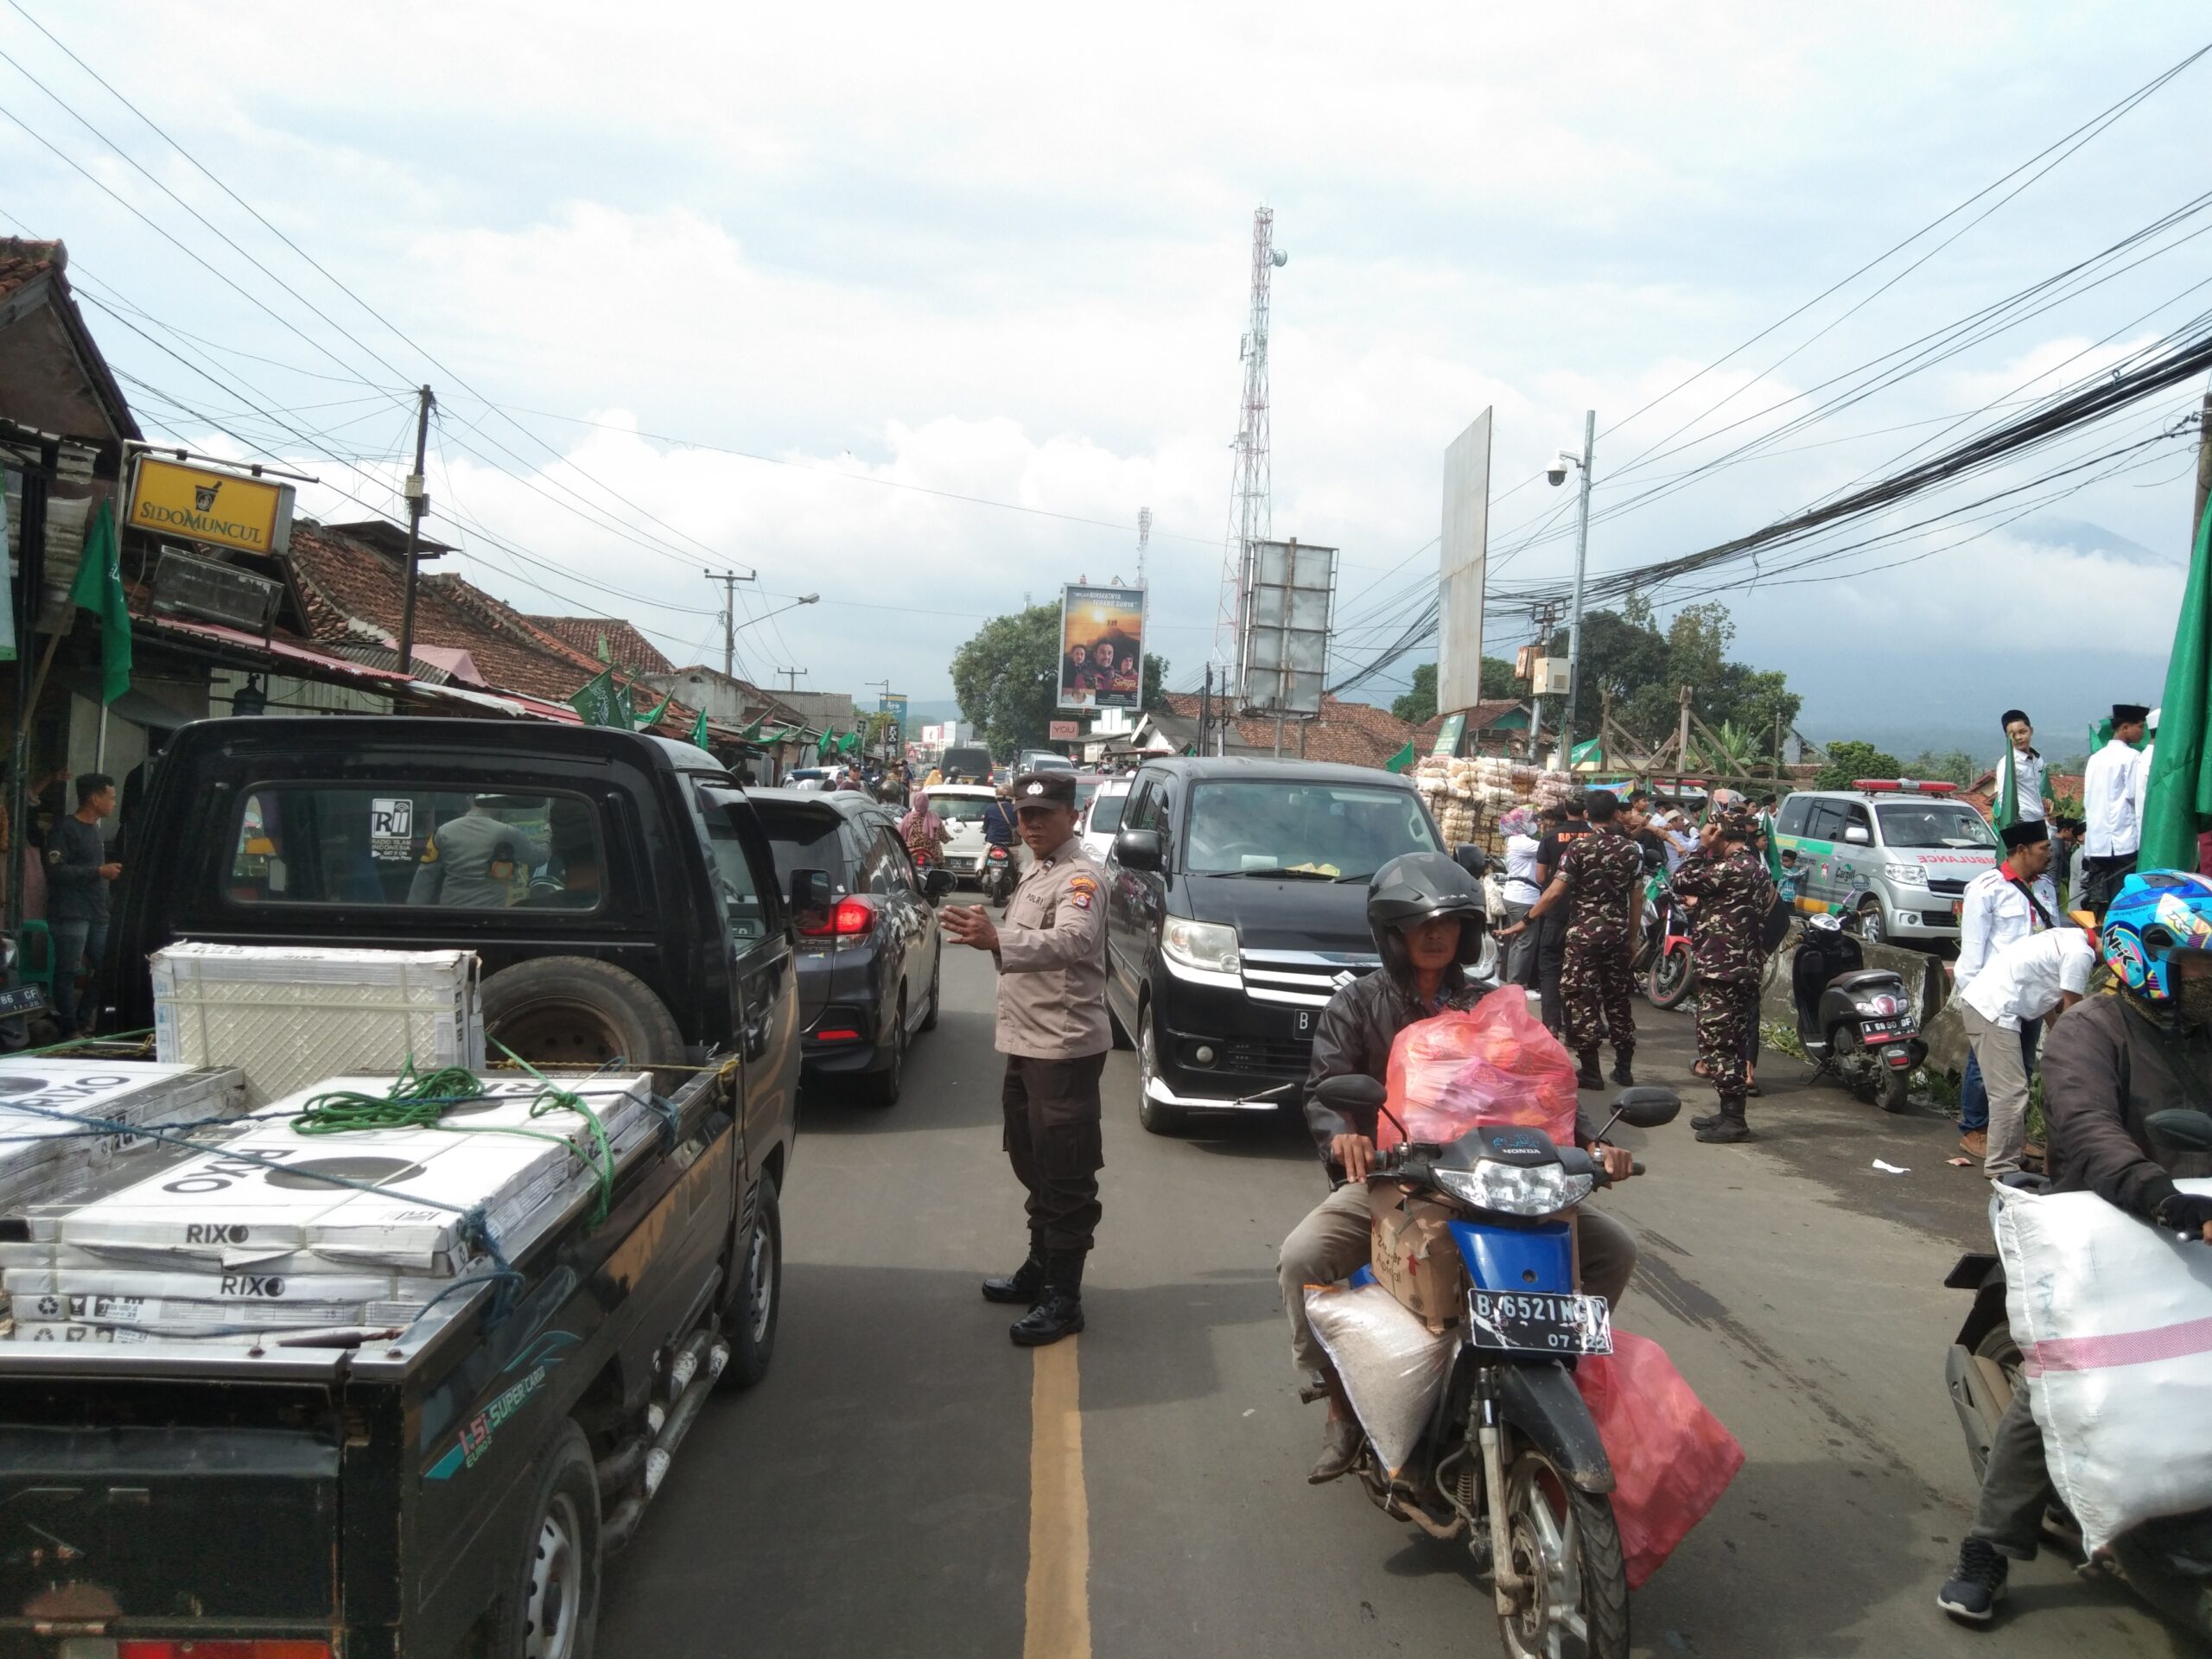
xmin=632 ymin=689 xmax=677 ymax=730
xmin=839 ymin=730 xmax=861 ymax=755
xmin=740 ymin=716 xmax=765 ymax=742
xmin=1993 ymin=734 xmax=2019 ymax=832
xmin=2140 ymin=501 xmax=2212 ymax=872
xmin=817 ymin=729 xmax=835 ymax=761
xmin=1763 ymin=809 xmax=1784 ymax=881
xmin=569 ymin=669 xmax=622 ymax=727
xmin=690 ymin=708 xmax=710 ymax=750
xmin=67 ymin=499 xmax=131 ymax=703
xmin=1383 ymin=740 xmax=1416 ymax=774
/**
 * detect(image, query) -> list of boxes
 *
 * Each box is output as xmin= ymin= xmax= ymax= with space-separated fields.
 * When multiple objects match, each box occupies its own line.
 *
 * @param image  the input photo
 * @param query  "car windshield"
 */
xmin=1088 ymin=789 xmax=1128 ymax=836
xmin=928 ymin=793 xmax=994 ymax=823
xmin=1875 ymin=803 xmax=1998 ymax=850
xmin=1185 ymin=780 xmax=1440 ymax=877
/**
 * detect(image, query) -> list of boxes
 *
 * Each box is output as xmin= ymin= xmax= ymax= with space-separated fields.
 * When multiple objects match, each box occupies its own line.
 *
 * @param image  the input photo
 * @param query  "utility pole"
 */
xmin=1557 ymin=409 xmax=1596 ymax=772
xmin=774 ymin=667 xmax=808 ymax=694
xmin=1526 ymin=600 xmax=1556 ymax=763
xmin=395 ymin=385 xmax=435 ymax=674
xmin=2193 ymin=389 xmax=2211 ymax=542
xmin=704 ymin=569 xmax=755 ymax=679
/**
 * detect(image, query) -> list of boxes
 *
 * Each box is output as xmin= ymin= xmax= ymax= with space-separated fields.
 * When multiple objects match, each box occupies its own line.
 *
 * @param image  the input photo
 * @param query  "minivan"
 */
xmin=1771 ymin=780 xmax=1999 ymax=945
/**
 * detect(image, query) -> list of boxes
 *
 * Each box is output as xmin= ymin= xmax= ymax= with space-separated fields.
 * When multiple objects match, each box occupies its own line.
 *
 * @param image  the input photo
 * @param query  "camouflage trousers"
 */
xmin=1560 ymin=923 xmax=1635 ymax=1063
xmin=1695 ymin=975 xmax=1760 ymax=1100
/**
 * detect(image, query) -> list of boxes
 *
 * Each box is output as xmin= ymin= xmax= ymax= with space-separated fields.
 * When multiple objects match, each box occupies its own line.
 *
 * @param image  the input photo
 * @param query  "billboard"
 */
xmin=1240 ymin=539 xmax=1337 ymax=715
xmin=1047 ymin=719 xmax=1080 ymax=741
xmin=1058 ymin=584 xmax=1145 ymax=710
xmin=1437 ymin=410 xmax=1491 ymax=713
xmin=127 ymin=455 xmax=296 ymax=556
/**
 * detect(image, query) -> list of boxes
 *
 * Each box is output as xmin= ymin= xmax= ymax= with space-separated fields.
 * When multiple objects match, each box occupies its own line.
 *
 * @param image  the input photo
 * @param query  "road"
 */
xmin=601 ymin=945 xmax=2192 ymax=1657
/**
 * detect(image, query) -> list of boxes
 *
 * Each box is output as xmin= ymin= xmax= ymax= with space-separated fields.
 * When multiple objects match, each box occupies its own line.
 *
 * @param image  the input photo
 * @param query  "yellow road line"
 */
xmin=1023 ymin=1337 xmax=1091 ymax=1659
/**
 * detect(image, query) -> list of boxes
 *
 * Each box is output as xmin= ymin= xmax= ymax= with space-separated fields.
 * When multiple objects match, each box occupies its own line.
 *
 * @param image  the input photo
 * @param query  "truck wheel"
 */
xmin=719 ymin=1179 xmax=781 ymax=1391
xmin=483 ymin=957 xmax=684 ymax=1086
xmin=489 ymin=1420 xmax=601 ymax=1659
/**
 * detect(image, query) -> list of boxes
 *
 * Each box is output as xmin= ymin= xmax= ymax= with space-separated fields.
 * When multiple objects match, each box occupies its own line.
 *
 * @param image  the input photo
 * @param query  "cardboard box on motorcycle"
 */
xmin=1368 ymin=1185 xmax=1466 ymax=1332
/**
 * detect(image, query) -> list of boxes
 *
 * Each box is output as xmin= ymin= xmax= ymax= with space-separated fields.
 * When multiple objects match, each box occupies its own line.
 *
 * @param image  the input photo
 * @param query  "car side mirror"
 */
xmin=1608 ymin=1086 xmax=1681 ymax=1130
xmin=923 ymin=867 xmax=953 ymax=899
xmin=1843 ymin=825 xmax=1871 ymax=844
xmin=2146 ymin=1109 xmax=2212 ymax=1155
xmin=791 ymin=868 xmax=833 ymax=926
xmin=1452 ymin=842 xmax=1490 ymax=879
xmin=1115 ymin=828 xmax=1165 ymax=872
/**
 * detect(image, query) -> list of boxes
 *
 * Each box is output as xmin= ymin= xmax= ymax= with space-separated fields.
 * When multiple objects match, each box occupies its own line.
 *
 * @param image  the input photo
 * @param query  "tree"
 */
xmin=1904 ymin=749 xmax=1980 ymax=788
xmin=1547 ymin=601 xmax=1801 ymax=760
xmin=1391 ymin=658 xmax=1521 ymax=724
xmin=1142 ymin=652 xmax=1170 ymax=713
xmin=951 ymin=603 xmax=1064 ymax=760
xmin=1810 ymin=740 xmax=1903 ymax=792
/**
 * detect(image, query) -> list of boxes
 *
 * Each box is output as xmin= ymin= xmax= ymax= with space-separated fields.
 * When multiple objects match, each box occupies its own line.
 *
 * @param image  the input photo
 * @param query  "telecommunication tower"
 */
xmin=1136 ymin=505 xmax=1152 ymax=588
xmin=1215 ymin=207 xmax=1287 ymax=689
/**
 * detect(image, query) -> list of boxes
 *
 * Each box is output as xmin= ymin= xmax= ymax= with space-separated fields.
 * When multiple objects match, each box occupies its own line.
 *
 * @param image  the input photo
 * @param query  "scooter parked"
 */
xmin=982 ymin=842 xmax=1018 ymax=906
xmin=1789 ymin=911 xmax=1923 ymax=1113
xmin=1635 ymin=870 xmax=1697 ymax=1011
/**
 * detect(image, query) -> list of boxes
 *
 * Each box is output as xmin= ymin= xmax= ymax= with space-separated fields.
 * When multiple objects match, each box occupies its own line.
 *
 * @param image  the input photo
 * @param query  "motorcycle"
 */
xmin=982 ymin=842 xmax=1018 ymax=906
xmin=1633 ymin=870 xmax=1697 ymax=1012
xmin=1307 ymin=1074 xmax=1681 ymax=1659
xmin=1942 ymin=1106 xmax=2212 ymax=1638
xmin=1788 ymin=911 xmax=1923 ymax=1113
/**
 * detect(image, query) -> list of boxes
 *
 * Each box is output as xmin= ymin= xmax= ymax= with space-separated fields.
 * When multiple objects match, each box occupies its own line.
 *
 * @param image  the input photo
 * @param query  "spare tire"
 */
xmin=482 ymin=957 xmax=685 ymax=1088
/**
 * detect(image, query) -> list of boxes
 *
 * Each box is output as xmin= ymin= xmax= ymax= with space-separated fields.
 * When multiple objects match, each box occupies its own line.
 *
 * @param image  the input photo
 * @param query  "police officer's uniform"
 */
xmin=408 ymin=804 xmax=546 ymax=908
xmin=979 ymin=771 xmax=1109 ymax=1344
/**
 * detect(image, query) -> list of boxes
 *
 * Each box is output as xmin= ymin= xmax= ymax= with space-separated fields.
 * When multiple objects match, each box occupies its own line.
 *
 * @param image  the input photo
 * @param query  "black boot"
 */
xmin=1611 ymin=1056 xmax=1635 ymax=1087
xmin=1690 ymin=1106 xmax=1723 ymax=1132
xmin=1010 ymin=1251 xmax=1086 ymax=1346
xmin=1573 ymin=1049 xmax=1604 ymax=1091
xmin=981 ymin=1243 xmax=1046 ymax=1306
xmin=1694 ymin=1097 xmax=1751 ymax=1143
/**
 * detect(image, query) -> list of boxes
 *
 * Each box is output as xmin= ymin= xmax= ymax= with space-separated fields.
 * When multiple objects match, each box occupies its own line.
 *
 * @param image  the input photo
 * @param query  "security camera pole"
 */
xmin=1553 ymin=409 xmax=1596 ymax=770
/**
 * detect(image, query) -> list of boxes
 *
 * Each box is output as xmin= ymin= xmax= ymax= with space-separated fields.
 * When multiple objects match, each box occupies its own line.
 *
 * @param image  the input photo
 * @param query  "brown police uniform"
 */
xmin=992 ymin=775 xmax=1110 ymax=1257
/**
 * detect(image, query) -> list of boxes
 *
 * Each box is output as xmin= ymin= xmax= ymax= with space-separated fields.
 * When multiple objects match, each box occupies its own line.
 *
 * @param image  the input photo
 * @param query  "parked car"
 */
xmin=1079 ymin=774 xmax=1134 ymax=862
xmin=940 ymin=744 xmax=995 ymax=784
xmin=748 ymin=787 xmax=949 ymax=1104
xmin=1770 ymin=779 xmax=1999 ymax=945
xmin=1019 ymin=749 xmax=1077 ymax=774
xmin=1103 ymin=757 xmax=1485 ymax=1133
xmin=925 ymin=783 xmax=1001 ymax=887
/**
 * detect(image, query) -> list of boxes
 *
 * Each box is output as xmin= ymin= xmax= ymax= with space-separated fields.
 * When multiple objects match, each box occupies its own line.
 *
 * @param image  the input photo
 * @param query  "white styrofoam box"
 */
xmin=151 ymin=945 xmax=486 ymax=1104
xmin=4 ymin=1266 xmax=450 ymax=1306
xmin=0 ymin=1061 xmax=246 ymax=1206
xmin=12 ymin=1288 xmax=423 ymax=1331
xmin=1995 ymin=1178 xmax=2212 ymax=1554
xmin=35 ymin=1072 xmax=658 ymax=1274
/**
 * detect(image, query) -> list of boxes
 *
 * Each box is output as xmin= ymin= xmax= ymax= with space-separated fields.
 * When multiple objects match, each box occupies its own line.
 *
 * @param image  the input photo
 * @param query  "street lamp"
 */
xmin=1546 ymin=410 xmax=1596 ymax=771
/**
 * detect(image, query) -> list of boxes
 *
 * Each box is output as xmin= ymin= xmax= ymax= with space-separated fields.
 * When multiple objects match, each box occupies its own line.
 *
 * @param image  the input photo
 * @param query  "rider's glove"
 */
xmin=2154 ymin=1192 xmax=2212 ymax=1236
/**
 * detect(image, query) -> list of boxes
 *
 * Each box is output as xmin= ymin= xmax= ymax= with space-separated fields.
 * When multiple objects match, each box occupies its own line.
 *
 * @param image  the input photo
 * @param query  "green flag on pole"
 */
xmin=1764 ymin=810 xmax=1784 ymax=882
xmin=67 ymin=499 xmax=131 ymax=702
xmin=1383 ymin=740 xmax=1416 ymax=774
xmin=632 ymin=689 xmax=677 ymax=730
xmin=569 ymin=669 xmax=622 ymax=727
xmin=690 ymin=708 xmax=710 ymax=750
xmin=817 ymin=729 xmax=835 ymax=761
xmin=740 ymin=717 xmax=765 ymax=742
xmin=2139 ymin=500 xmax=2212 ymax=872
xmin=840 ymin=729 xmax=861 ymax=755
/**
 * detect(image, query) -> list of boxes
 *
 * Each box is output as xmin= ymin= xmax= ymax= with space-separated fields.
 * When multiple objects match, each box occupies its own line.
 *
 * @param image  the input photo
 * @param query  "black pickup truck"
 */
xmin=0 ymin=715 xmax=820 ymax=1657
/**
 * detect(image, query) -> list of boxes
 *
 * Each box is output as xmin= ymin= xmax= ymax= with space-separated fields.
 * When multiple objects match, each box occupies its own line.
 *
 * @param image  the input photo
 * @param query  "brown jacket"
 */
xmin=993 ymin=836 xmax=1109 ymax=1059
xmin=2040 ymin=992 xmax=2212 ymax=1222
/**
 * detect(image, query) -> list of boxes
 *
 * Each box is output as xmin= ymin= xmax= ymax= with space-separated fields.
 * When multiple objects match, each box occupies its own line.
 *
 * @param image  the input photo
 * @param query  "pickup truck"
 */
xmin=0 ymin=715 xmax=823 ymax=1656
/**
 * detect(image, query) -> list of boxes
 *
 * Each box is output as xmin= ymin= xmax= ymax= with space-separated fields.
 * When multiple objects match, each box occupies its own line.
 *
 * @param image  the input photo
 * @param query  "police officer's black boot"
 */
xmin=981 ymin=1234 xmax=1047 ymax=1306
xmin=1010 ymin=1251 xmax=1086 ymax=1346
xmin=1694 ymin=1096 xmax=1751 ymax=1143
xmin=1574 ymin=1049 xmax=1604 ymax=1091
xmin=1611 ymin=1054 xmax=1635 ymax=1087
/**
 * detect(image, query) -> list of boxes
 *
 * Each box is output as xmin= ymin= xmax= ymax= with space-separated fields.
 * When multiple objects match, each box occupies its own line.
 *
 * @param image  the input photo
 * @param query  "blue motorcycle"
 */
xmin=1308 ymin=1075 xmax=1681 ymax=1659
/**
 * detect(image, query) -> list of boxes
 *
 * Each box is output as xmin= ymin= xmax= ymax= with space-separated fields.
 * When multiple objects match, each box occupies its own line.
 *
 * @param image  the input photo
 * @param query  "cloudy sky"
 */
xmin=4 ymin=3 xmax=2206 ymax=756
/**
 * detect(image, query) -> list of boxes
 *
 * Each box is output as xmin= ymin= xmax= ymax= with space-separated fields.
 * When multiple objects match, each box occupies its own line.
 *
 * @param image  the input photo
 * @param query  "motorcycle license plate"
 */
xmin=1862 ymin=1017 xmax=1908 ymax=1036
xmin=1467 ymin=1289 xmax=1612 ymax=1357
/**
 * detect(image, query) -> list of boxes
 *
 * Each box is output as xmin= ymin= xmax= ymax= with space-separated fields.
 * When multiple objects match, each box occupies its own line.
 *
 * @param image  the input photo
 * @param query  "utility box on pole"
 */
xmin=1437 ymin=410 xmax=1492 ymax=714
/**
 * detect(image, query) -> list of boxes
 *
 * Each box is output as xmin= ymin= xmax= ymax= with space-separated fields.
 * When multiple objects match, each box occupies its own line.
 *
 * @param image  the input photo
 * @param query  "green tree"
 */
xmin=1392 ymin=658 xmax=1520 ymax=724
xmin=1142 ymin=652 xmax=1170 ymax=713
xmin=1810 ymin=740 xmax=1903 ymax=792
xmin=1904 ymin=749 xmax=1980 ymax=787
xmin=952 ymin=603 xmax=1063 ymax=760
xmin=1548 ymin=602 xmax=1800 ymax=758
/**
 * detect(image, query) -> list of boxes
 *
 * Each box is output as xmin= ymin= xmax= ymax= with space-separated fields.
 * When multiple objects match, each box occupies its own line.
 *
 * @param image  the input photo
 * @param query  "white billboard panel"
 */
xmin=1438 ymin=410 xmax=1492 ymax=714
xmin=1239 ymin=539 xmax=1338 ymax=715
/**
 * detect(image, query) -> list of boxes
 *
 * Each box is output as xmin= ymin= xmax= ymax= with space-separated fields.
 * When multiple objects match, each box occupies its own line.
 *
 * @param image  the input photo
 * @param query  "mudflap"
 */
xmin=1496 ymin=1363 xmax=1614 ymax=1495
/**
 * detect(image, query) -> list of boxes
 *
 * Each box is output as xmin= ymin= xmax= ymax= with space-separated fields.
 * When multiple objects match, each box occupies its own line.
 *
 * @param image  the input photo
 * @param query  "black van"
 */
xmin=1102 ymin=757 xmax=1484 ymax=1132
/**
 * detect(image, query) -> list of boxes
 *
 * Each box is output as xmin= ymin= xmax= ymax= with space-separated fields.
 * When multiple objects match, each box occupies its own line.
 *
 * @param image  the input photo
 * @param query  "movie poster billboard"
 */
xmin=1058 ymin=584 xmax=1145 ymax=710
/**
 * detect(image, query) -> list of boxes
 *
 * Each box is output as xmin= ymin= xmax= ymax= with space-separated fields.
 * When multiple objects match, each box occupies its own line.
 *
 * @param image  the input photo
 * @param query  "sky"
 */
xmin=3 ymin=2 xmax=2206 ymax=760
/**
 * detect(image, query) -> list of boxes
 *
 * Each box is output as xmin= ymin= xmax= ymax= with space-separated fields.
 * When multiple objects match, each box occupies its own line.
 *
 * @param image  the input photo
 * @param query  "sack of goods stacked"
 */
xmin=1470 ymin=756 xmax=1519 ymax=814
xmin=0 ymin=1070 xmax=658 ymax=1345
xmin=151 ymin=944 xmax=486 ymax=1105
xmin=1532 ymin=770 xmax=1580 ymax=810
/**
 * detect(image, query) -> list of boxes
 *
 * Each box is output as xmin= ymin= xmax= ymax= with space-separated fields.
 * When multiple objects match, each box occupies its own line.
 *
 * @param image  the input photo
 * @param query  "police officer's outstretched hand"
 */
xmin=943 ymin=904 xmax=1000 ymax=952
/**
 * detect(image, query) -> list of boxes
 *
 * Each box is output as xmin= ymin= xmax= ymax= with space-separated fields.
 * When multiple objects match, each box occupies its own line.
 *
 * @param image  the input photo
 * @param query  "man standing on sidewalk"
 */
xmin=2082 ymin=702 xmax=2150 ymax=915
xmin=1531 ymin=800 xmax=1590 ymax=1037
xmin=1952 ymin=820 xmax=2057 ymax=1160
xmin=942 ymin=772 xmax=1108 ymax=1346
xmin=1502 ymin=789 xmax=1643 ymax=1090
xmin=45 ymin=773 xmax=119 ymax=1038
xmin=1673 ymin=806 xmax=1777 ymax=1144
xmin=1958 ymin=918 xmax=2095 ymax=1181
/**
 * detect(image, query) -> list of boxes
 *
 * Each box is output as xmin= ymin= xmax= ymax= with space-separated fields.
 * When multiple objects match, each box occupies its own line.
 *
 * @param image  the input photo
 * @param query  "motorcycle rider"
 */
xmin=1277 ymin=851 xmax=1638 ymax=1484
xmin=1937 ymin=869 xmax=2212 ymax=1626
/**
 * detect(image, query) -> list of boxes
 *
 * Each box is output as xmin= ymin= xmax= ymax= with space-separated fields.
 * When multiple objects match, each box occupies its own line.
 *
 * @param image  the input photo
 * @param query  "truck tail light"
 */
xmin=798 ymin=896 xmax=877 ymax=938
xmin=117 ymin=1642 xmax=334 ymax=1658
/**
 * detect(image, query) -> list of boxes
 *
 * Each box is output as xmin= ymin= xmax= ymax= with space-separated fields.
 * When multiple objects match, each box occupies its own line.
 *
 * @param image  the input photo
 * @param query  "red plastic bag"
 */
xmin=1380 ymin=988 xmax=1579 ymax=1150
xmin=1574 ymin=1332 xmax=1745 ymax=1588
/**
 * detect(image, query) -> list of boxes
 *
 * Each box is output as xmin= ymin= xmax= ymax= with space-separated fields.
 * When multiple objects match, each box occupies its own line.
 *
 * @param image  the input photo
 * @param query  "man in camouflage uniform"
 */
xmin=1671 ymin=804 xmax=1778 ymax=1143
xmin=1504 ymin=789 xmax=1643 ymax=1090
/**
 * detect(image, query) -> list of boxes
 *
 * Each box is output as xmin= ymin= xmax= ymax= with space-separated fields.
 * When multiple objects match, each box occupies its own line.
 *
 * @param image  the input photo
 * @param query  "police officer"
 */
xmin=1672 ymin=805 xmax=1777 ymax=1143
xmin=408 ymin=796 xmax=548 ymax=908
xmin=1500 ymin=789 xmax=1642 ymax=1090
xmin=942 ymin=771 xmax=1109 ymax=1345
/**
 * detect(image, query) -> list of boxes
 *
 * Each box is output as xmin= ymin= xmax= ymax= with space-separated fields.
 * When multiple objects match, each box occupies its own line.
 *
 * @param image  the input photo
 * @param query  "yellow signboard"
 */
xmin=126 ymin=455 xmax=295 ymax=556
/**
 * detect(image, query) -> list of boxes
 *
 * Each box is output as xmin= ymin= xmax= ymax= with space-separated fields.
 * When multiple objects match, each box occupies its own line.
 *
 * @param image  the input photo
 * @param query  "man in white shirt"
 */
xmin=1958 ymin=921 xmax=2095 ymax=1180
xmin=2131 ymin=706 xmax=2159 ymax=838
xmin=2082 ymin=701 xmax=2150 ymax=916
xmin=1952 ymin=821 xmax=2058 ymax=1159
xmin=1993 ymin=709 xmax=2052 ymax=825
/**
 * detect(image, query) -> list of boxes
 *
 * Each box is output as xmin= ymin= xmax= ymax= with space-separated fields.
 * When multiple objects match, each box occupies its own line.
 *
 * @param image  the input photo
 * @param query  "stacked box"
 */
xmin=3 ymin=1071 xmax=656 ymax=1341
xmin=0 ymin=1059 xmax=247 ymax=1212
xmin=151 ymin=945 xmax=486 ymax=1105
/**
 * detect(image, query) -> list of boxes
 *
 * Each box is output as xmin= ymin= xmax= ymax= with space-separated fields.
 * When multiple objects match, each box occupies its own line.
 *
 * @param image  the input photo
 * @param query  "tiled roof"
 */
xmin=1150 ymin=692 xmax=1417 ymax=769
xmin=0 ymin=238 xmax=62 ymax=305
xmin=522 ymin=615 xmax=674 ymax=676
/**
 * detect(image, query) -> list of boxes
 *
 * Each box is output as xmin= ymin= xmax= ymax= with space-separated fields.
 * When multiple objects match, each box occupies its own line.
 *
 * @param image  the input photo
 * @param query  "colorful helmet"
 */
xmin=2101 ymin=871 xmax=2212 ymax=1001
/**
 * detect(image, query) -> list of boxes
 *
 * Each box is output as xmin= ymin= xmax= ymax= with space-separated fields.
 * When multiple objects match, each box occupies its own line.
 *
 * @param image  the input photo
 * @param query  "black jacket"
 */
xmin=2040 ymin=993 xmax=2212 ymax=1222
xmin=1301 ymin=968 xmax=1593 ymax=1175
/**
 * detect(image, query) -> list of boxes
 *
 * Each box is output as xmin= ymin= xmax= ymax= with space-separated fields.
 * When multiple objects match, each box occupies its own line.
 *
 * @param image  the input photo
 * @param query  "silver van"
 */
xmin=1771 ymin=783 xmax=1999 ymax=945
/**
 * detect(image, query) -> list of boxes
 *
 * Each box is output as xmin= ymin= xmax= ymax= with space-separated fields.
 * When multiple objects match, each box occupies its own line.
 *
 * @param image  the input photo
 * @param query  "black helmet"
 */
xmin=1367 ymin=851 xmax=1487 ymax=978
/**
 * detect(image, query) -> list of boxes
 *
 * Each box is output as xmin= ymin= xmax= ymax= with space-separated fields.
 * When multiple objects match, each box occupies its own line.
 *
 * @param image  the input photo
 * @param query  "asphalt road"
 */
xmin=600 ymin=945 xmax=2193 ymax=1658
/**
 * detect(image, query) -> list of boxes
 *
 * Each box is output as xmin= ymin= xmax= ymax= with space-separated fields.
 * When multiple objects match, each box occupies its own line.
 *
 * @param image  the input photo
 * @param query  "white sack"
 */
xmin=1304 ymin=1281 xmax=1456 ymax=1478
xmin=1994 ymin=1178 xmax=2212 ymax=1554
